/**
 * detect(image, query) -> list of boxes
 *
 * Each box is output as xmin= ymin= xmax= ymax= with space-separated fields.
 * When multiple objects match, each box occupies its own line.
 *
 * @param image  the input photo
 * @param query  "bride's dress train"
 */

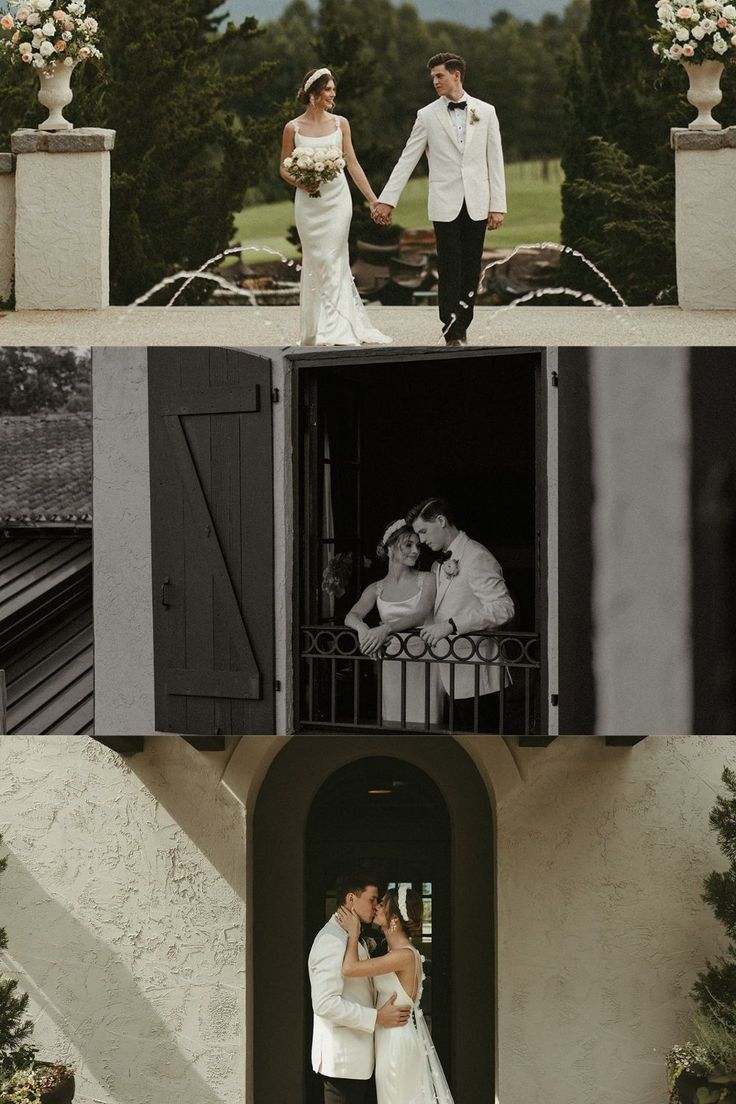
xmin=293 ymin=116 xmax=392 ymax=346
xmin=374 ymin=945 xmax=454 ymax=1104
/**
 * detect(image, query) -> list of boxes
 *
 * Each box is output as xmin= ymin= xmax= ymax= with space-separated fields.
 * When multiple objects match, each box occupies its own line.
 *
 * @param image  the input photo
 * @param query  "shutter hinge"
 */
xmin=551 ymin=371 xmax=558 ymax=388
xmin=551 ymin=694 xmax=559 ymax=707
xmin=274 ymin=679 xmax=282 ymax=692
xmin=271 ymin=387 xmax=280 ymax=404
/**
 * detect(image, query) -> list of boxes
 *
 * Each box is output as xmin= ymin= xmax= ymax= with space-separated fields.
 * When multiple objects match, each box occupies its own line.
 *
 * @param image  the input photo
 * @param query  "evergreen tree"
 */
xmin=0 ymin=837 xmax=36 ymax=1075
xmin=560 ymin=0 xmax=736 ymax=304
xmin=691 ymin=766 xmax=736 ymax=1029
xmin=0 ymin=0 xmax=277 ymax=303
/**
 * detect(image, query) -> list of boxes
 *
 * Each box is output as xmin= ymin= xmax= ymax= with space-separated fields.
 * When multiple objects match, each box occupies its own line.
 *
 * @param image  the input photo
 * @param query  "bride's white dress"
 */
xmin=292 ymin=116 xmax=392 ymax=346
xmin=377 ymin=573 xmax=440 ymax=728
xmin=374 ymin=945 xmax=454 ymax=1104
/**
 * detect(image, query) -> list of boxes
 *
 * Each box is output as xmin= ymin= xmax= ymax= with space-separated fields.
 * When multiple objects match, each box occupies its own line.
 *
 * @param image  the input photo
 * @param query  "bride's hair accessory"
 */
xmin=382 ymin=519 xmax=406 ymax=547
xmin=397 ymin=885 xmax=410 ymax=922
xmin=304 ymin=67 xmax=332 ymax=93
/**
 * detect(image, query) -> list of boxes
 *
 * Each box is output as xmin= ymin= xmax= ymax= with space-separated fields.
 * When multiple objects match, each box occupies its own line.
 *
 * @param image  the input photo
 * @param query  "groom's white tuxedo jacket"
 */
xmin=378 ymin=93 xmax=506 ymax=222
xmin=433 ymin=531 xmax=514 ymax=697
xmin=308 ymin=917 xmax=377 ymax=1080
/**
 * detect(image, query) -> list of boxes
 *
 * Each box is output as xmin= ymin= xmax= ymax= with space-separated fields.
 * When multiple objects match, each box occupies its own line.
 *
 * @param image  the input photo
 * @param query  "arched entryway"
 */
xmin=253 ymin=737 xmax=495 ymax=1104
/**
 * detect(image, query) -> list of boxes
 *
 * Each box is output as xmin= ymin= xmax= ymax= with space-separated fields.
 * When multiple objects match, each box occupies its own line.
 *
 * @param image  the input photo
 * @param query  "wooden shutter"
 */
xmin=149 ymin=348 xmax=275 ymax=735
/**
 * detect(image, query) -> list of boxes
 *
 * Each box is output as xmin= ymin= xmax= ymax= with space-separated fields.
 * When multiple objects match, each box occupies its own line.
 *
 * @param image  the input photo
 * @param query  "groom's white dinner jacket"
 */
xmin=378 ymin=93 xmax=506 ymax=222
xmin=433 ymin=531 xmax=514 ymax=697
xmin=308 ymin=916 xmax=377 ymax=1080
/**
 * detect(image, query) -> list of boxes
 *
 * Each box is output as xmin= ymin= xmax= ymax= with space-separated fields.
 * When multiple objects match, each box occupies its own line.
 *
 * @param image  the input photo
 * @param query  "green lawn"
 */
xmin=231 ymin=160 xmax=563 ymax=265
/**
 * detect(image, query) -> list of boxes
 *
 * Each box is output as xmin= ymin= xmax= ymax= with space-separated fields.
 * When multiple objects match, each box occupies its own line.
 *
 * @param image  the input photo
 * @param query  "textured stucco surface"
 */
xmin=92 ymin=348 xmax=155 ymax=736
xmin=0 ymin=735 xmax=245 ymax=1104
xmin=675 ymin=146 xmax=736 ymax=308
xmin=0 ymin=170 xmax=15 ymax=302
xmin=14 ymin=150 xmax=110 ymax=309
xmin=483 ymin=735 xmax=734 ymax=1104
xmin=590 ymin=349 xmax=691 ymax=735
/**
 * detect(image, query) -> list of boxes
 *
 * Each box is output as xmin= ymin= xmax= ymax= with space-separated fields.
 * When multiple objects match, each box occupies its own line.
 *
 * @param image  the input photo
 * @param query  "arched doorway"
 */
xmin=253 ymin=737 xmax=495 ymax=1104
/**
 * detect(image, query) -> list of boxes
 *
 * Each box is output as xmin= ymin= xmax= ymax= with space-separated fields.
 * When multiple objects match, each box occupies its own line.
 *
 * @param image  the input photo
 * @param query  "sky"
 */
xmin=216 ymin=0 xmax=570 ymax=28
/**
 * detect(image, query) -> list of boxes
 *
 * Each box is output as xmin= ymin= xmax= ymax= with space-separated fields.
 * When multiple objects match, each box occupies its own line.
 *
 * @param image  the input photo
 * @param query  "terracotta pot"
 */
xmin=681 ymin=59 xmax=724 ymax=130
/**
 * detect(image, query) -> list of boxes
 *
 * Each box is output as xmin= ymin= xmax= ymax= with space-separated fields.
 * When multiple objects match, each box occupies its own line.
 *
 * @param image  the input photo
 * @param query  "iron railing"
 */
xmin=299 ymin=626 xmax=541 ymax=735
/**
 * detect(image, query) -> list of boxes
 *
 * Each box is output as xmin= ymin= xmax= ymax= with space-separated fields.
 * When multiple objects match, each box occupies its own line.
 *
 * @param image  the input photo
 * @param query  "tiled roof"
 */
xmin=0 ymin=414 xmax=92 ymax=524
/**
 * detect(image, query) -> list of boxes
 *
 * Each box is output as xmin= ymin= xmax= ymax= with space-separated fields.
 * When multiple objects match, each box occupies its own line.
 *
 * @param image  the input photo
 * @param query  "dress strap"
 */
xmin=375 ymin=578 xmax=385 ymax=600
xmin=292 ymin=118 xmax=300 ymax=134
xmin=334 ymin=114 xmax=341 ymax=132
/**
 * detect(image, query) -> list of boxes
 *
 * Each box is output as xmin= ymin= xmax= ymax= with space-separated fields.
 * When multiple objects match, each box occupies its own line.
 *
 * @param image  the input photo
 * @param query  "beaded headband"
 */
xmin=304 ymin=68 xmax=332 ymax=93
xmin=397 ymin=886 xmax=409 ymax=922
xmin=382 ymin=518 xmax=406 ymax=547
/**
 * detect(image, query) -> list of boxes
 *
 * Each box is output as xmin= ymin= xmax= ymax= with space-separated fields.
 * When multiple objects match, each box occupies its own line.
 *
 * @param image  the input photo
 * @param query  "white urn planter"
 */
xmin=681 ymin=59 xmax=724 ymax=130
xmin=37 ymin=62 xmax=77 ymax=132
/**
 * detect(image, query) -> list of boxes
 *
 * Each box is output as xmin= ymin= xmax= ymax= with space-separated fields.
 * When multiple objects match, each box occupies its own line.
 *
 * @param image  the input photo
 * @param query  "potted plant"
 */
xmin=651 ymin=1 xmax=736 ymax=128
xmin=666 ymin=768 xmax=736 ymax=1102
xmin=0 ymin=0 xmax=102 ymax=130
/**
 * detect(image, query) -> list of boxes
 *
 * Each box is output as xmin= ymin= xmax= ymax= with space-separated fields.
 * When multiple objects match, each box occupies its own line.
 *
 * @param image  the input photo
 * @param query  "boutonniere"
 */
xmin=443 ymin=558 xmax=460 ymax=579
xmin=469 ymin=108 xmax=480 ymax=126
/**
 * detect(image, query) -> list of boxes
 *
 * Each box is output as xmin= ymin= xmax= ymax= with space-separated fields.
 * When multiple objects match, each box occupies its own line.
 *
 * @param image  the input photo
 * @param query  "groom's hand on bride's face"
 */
xmin=420 ymin=620 xmax=453 ymax=646
xmin=377 ymin=994 xmax=412 ymax=1028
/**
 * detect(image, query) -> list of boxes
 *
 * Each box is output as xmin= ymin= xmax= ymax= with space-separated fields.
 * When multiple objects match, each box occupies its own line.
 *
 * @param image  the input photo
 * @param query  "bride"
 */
xmin=345 ymin=520 xmax=440 ymax=728
xmin=337 ymin=888 xmax=454 ymax=1104
xmin=279 ymin=67 xmax=393 ymax=347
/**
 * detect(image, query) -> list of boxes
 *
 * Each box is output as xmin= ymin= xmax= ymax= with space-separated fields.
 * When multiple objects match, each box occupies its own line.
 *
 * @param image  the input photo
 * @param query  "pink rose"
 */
xmin=682 ymin=42 xmax=696 ymax=53
xmin=717 ymin=16 xmax=728 ymax=24
xmin=54 ymin=38 xmax=65 ymax=49
xmin=78 ymin=44 xmax=90 ymax=58
xmin=52 ymin=9 xmax=65 ymax=18
xmin=63 ymin=20 xmax=74 ymax=29
xmin=21 ymin=51 xmax=32 ymax=61
xmin=0 ymin=13 xmax=14 ymax=29
xmin=11 ymin=29 xmax=19 ymax=41
xmin=676 ymin=5 xmax=693 ymax=15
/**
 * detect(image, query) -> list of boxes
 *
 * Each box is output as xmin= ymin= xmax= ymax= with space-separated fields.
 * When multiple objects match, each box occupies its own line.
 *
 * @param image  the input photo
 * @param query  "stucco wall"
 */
xmin=0 ymin=735 xmax=246 ymax=1104
xmin=0 ymin=159 xmax=14 ymax=302
xmin=491 ymin=735 xmax=730 ymax=1104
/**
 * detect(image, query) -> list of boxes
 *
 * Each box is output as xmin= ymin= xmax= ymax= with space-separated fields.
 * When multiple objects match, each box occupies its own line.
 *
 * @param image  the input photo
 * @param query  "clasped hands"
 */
xmin=357 ymin=619 xmax=455 ymax=656
xmin=370 ymin=200 xmax=393 ymax=226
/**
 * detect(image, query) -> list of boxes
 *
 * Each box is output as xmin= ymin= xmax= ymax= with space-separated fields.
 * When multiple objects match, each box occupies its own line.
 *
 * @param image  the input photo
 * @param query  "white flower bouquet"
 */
xmin=652 ymin=1 xmax=736 ymax=62
xmin=283 ymin=144 xmax=346 ymax=198
xmin=0 ymin=0 xmax=102 ymax=72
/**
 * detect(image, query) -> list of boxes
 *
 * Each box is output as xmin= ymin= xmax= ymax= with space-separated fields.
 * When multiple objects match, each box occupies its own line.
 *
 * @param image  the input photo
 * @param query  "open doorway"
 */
xmin=296 ymin=348 xmax=551 ymax=734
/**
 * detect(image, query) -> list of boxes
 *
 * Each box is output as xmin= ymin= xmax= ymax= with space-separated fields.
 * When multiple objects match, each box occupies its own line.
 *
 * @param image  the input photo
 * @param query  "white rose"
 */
xmin=61 ymin=29 xmax=71 ymax=38
xmin=723 ymin=3 xmax=736 ymax=15
xmin=335 ymin=157 xmax=346 ymax=169
xmin=18 ymin=40 xmax=32 ymax=52
xmin=297 ymin=146 xmax=314 ymax=158
xmin=26 ymin=11 xmax=40 ymax=24
xmin=713 ymin=31 xmax=729 ymax=48
xmin=42 ymin=19 xmax=55 ymax=33
xmin=692 ymin=24 xmax=706 ymax=36
xmin=82 ymin=16 xmax=96 ymax=30
xmin=701 ymin=17 xmax=717 ymax=29
xmin=314 ymin=161 xmax=325 ymax=172
xmin=296 ymin=158 xmax=309 ymax=169
xmin=36 ymin=0 xmax=52 ymax=9
xmin=39 ymin=37 xmax=53 ymax=53
xmin=33 ymin=53 xmax=45 ymax=64
xmin=63 ymin=53 xmax=73 ymax=64
xmin=283 ymin=156 xmax=293 ymax=168
xmin=676 ymin=24 xmax=691 ymax=37
xmin=669 ymin=42 xmax=684 ymax=55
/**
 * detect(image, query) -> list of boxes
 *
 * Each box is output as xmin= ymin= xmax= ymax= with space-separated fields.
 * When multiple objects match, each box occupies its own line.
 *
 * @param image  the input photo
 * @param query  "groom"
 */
xmin=406 ymin=496 xmax=515 ymax=732
xmin=373 ymin=53 xmax=506 ymax=346
xmin=309 ymin=873 xmax=411 ymax=1104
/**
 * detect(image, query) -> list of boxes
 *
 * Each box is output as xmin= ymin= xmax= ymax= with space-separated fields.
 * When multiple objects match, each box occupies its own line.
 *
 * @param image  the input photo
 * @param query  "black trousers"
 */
xmin=450 ymin=692 xmax=500 ymax=733
xmin=321 ymin=1075 xmax=371 ymax=1104
xmin=433 ymin=202 xmax=488 ymax=340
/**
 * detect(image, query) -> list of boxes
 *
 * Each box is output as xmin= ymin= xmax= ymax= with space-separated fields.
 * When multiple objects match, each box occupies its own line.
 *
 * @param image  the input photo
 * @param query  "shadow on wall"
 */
xmin=1 ymin=849 xmax=235 ymax=1104
xmin=122 ymin=735 xmax=246 ymax=900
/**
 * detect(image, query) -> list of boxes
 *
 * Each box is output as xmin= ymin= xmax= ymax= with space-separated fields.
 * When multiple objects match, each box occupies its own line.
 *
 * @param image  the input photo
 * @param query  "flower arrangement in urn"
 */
xmin=0 ymin=0 xmax=101 ymax=72
xmin=652 ymin=1 xmax=736 ymax=62
xmin=321 ymin=551 xmax=353 ymax=597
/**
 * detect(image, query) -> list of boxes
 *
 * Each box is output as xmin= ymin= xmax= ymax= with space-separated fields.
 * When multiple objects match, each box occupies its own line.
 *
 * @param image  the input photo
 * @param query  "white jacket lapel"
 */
xmin=462 ymin=96 xmax=478 ymax=157
xmin=436 ymin=98 xmax=463 ymax=152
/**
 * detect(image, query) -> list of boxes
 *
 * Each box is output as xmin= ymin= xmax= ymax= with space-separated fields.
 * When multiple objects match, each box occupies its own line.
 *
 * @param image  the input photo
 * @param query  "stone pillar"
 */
xmin=671 ymin=125 xmax=736 ymax=309
xmin=0 ymin=152 xmax=14 ymax=304
xmin=12 ymin=127 xmax=115 ymax=310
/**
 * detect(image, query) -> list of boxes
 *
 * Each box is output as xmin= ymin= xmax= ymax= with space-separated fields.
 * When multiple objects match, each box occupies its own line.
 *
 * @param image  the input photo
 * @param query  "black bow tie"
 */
xmin=447 ymin=101 xmax=467 ymax=111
